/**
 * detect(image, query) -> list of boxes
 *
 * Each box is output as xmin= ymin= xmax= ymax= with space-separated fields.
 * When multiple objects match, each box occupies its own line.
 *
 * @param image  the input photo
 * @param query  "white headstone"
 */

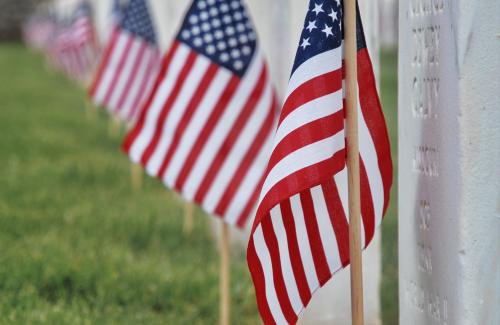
xmin=399 ymin=0 xmax=500 ymax=324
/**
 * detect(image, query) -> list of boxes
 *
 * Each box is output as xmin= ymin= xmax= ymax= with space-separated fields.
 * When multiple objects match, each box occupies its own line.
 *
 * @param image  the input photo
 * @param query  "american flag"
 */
xmin=247 ymin=1 xmax=393 ymax=324
xmin=23 ymin=13 xmax=56 ymax=51
xmin=123 ymin=0 xmax=277 ymax=228
xmin=89 ymin=0 xmax=161 ymax=124
xmin=52 ymin=2 xmax=98 ymax=81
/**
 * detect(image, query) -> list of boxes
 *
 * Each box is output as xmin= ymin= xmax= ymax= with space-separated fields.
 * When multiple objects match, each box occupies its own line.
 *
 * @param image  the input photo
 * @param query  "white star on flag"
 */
xmin=312 ymin=3 xmax=324 ymax=16
xmin=322 ymin=24 xmax=333 ymax=37
xmin=328 ymin=8 xmax=338 ymax=22
xmin=305 ymin=20 xmax=317 ymax=33
xmin=300 ymin=37 xmax=311 ymax=49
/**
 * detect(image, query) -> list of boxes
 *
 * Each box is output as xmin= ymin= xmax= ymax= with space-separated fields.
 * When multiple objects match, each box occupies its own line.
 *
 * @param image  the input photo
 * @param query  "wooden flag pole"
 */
xmin=345 ymin=0 xmax=364 ymax=325
xmin=85 ymin=98 xmax=96 ymax=121
xmin=183 ymin=202 xmax=194 ymax=235
xmin=131 ymin=163 xmax=143 ymax=191
xmin=219 ymin=223 xmax=230 ymax=325
xmin=108 ymin=117 xmax=121 ymax=138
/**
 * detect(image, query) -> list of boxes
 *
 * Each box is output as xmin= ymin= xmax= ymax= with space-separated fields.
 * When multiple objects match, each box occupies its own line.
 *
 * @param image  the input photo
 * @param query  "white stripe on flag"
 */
xmin=274 ymin=90 xmax=343 ymax=146
xmin=202 ymin=78 xmax=273 ymax=213
xmin=120 ymin=47 xmax=153 ymax=120
xmin=182 ymin=54 xmax=264 ymax=201
xmin=286 ymin=47 xmax=342 ymax=98
xmin=310 ymin=185 xmax=342 ymax=273
xmin=290 ymin=194 xmax=319 ymax=292
xmin=358 ymin=94 xmax=385 ymax=226
xmin=270 ymin=206 xmax=304 ymax=314
xmin=164 ymin=69 xmax=233 ymax=187
xmin=224 ymin=130 xmax=274 ymax=225
xmin=94 ymin=32 xmax=129 ymax=106
xmin=259 ymin=132 xmax=345 ymax=204
xmin=129 ymin=45 xmax=190 ymax=162
xmin=108 ymin=38 xmax=141 ymax=110
xmin=146 ymin=55 xmax=211 ymax=177
xmin=253 ymin=226 xmax=288 ymax=325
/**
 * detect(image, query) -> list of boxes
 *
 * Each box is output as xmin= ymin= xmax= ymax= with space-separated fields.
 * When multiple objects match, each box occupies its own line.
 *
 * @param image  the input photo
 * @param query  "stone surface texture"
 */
xmin=399 ymin=0 xmax=499 ymax=324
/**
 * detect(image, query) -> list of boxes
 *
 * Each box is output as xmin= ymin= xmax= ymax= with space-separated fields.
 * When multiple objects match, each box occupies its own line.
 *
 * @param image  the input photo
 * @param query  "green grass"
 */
xmin=380 ymin=49 xmax=399 ymax=325
xmin=0 ymin=44 xmax=398 ymax=324
xmin=0 ymin=44 xmax=257 ymax=324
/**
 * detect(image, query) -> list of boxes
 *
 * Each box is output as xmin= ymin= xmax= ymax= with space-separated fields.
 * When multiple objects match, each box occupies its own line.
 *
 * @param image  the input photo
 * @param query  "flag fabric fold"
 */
xmin=89 ymin=0 xmax=161 ymax=124
xmin=247 ymin=0 xmax=393 ymax=323
xmin=122 ymin=0 xmax=277 ymax=228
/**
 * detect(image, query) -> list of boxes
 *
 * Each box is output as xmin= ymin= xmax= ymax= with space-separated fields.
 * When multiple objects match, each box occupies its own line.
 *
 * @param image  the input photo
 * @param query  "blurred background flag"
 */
xmin=22 ymin=9 xmax=56 ymax=52
xmin=246 ymin=0 xmax=393 ymax=323
xmin=89 ymin=0 xmax=160 ymax=124
xmin=111 ymin=0 xmax=126 ymax=25
xmin=51 ymin=1 xmax=98 ymax=82
xmin=123 ymin=0 xmax=278 ymax=228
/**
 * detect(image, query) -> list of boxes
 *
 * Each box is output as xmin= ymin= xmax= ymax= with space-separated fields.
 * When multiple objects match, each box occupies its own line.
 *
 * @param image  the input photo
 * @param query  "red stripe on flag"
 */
xmin=102 ymin=36 xmax=134 ymax=108
xmin=139 ymin=51 xmax=198 ymax=167
xmin=359 ymin=158 xmax=376 ymax=246
xmin=235 ymin=170 xmax=267 ymax=228
xmin=357 ymin=48 xmax=393 ymax=214
xmin=254 ymin=150 xmax=346 ymax=232
xmin=280 ymin=199 xmax=312 ymax=305
xmin=261 ymin=217 xmax=299 ymax=324
xmin=127 ymin=49 xmax=158 ymax=121
xmin=123 ymin=42 xmax=180 ymax=154
xmin=193 ymin=65 xmax=268 ymax=203
xmin=115 ymin=42 xmax=147 ymax=113
xmin=266 ymin=111 xmax=344 ymax=174
xmin=157 ymin=63 xmax=219 ymax=179
xmin=321 ymin=179 xmax=350 ymax=267
xmin=279 ymin=69 xmax=342 ymax=126
xmin=247 ymin=241 xmax=277 ymax=325
xmin=214 ymin=97 xmax=276 ymax=217
xmin=174 ymin=75 xmax=240 ymax=192
xmin=299 ymin=190 xmax=331 ymax=285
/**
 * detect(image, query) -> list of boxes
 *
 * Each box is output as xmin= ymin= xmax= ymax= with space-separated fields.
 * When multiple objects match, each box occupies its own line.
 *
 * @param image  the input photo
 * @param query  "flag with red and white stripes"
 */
xmin=89 ymin=0 xmax=161 ymax=124
xmin=247 ymin=1 xmax=393 ymax=323
xmin=52 ymin=2 xmax=98 ymax=81
xmin=123 ymin=0 xmax=277 ymax=228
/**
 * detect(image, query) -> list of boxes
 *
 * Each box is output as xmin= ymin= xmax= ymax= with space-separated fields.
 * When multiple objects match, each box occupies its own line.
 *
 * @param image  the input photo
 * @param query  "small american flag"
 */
xmin=123 ymin=0 xmax=277 ymax=228
xmin=247 ymin=1 xmax=393 ymax=324
xmin=52 ymin=2 xmax=98 ymax=81
xmin=89 ymin=0 xmax=161 ymax=124
xmin=23 ymin=13 xmax=56 ymax=51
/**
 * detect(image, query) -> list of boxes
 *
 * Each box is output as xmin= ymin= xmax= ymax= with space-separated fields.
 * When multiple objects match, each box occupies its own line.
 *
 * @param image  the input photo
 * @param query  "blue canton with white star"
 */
xmin=121 ymin=0 xmax=157 ymax=45
xmin=177 ymin=0 xmax=257 ymax=77
xmin=292 ymin=0 xmax=343 ymax=74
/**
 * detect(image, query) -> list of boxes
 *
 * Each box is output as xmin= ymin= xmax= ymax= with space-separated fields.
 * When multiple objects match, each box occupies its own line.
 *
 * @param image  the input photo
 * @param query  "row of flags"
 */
xmin=89 ymin=0 xmax=161 ymax=123
xmin=24 ymin=1 xmax=98 ymax=81
xmin=24 ymin=0 xmax=392 ymax=324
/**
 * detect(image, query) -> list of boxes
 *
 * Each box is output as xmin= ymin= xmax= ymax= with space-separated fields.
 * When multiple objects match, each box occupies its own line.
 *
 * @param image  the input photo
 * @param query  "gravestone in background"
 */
xmin=399 ymin=0 xmax=499 ymax=324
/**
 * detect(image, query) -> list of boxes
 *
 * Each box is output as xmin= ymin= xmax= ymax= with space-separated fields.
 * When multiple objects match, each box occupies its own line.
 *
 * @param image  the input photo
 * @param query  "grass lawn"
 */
xmin=0 ymin=44 xmax=398 ymax=324
xmin=380 ymin=49 xmax=399 ymax=325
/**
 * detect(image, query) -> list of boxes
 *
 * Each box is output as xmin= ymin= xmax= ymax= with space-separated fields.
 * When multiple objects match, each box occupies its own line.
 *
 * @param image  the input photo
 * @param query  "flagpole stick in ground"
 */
xmin=219 ymin=222 xmax=230 ymax=325
xmin=84 ymin=98 xmax=96 ymax=121
xmin=183 ymin=202 xmax=194 ymax=235
xmin=345 ymin=0 xmax=364 ymax=325
xmin=108 ymin=117 xmax=121 ymax=138
xmin=130 ymin=162 xmax=143 ymax=191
